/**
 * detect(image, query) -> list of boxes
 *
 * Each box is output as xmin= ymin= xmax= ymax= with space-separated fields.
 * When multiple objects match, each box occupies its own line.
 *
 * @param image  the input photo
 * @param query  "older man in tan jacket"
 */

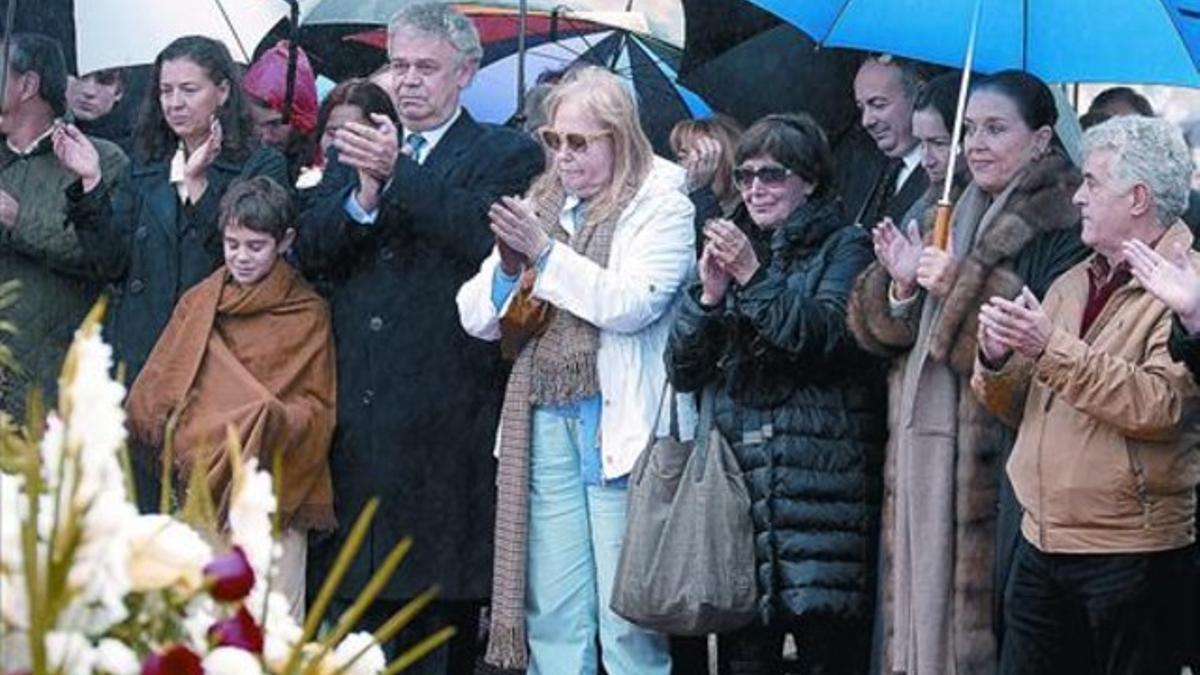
xmin=971 ymin=115 xmax=1199 ymax=675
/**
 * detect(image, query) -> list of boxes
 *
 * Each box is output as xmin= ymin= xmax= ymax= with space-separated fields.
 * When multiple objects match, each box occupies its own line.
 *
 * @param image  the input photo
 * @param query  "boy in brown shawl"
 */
xmin=127 ymin=176 xmax=336 ymax=618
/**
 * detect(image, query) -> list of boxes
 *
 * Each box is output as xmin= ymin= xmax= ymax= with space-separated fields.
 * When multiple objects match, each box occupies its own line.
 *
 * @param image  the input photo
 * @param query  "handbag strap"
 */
xmin=691 ymin=382 xmax=718 ymax=481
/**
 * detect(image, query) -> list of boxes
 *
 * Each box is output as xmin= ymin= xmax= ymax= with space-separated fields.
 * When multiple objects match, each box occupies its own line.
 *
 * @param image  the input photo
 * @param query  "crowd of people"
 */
xmin=1 ymin=3 xmax=1198 ymax=674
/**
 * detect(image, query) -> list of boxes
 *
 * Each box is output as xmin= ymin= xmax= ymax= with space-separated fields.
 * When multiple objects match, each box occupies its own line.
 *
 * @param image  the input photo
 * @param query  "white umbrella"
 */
xmin=299 ymin=0 xmax=684 ymax=48
xmin=75 ymin=0 xmax=291 ymax=73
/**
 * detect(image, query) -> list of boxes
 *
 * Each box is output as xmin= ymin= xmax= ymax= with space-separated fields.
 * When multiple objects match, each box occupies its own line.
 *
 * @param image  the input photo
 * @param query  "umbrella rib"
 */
xmin=1154 ymin=0 xmax=1200 ymax=75
xmin=212 ymin=0 xmax=251 ymax=61
xmin=1022 ymin=0 xmax=1029 ymax=72
xmin=823 ymin=0 xmax=859 ymax=43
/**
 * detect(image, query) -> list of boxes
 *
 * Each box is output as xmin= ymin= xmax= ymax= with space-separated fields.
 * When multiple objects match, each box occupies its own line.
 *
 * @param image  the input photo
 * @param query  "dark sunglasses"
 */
xmin=732 ymin=166 xmax=794 ymax=190
xmin=538 ymin=127 xmax=610 ymax=153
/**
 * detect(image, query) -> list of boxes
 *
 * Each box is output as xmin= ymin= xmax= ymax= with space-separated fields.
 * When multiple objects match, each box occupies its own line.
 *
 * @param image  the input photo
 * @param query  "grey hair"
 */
xmin=1083 ymin=115 xmax=1193 ymax=225
xmin=388 ymin=3 xmax=483 ymax=65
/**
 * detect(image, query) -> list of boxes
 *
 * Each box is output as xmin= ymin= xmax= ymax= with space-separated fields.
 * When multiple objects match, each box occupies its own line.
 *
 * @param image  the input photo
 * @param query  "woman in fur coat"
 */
xmin=847 ymin=71 xmax=1089 ymax=675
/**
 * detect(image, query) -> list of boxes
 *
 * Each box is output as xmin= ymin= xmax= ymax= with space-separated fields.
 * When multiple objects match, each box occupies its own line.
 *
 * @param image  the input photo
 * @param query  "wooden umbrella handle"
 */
xmin=932 ymin=200 xmax=953 ymax=250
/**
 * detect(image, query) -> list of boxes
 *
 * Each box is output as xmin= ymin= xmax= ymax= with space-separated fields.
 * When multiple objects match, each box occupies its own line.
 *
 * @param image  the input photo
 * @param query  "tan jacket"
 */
xmin=972 ymin=221 xmax=1200 ymax=554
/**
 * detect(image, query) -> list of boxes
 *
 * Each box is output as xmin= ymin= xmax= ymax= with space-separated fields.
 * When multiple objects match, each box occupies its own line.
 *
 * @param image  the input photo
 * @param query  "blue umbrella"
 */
xmin=747 ymin=0 xmax=1200 ymax=87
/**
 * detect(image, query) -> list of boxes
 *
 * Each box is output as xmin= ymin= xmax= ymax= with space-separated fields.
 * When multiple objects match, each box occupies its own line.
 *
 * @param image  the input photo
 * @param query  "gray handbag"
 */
xmin=610 ymin=383 xmax=758 ymax=635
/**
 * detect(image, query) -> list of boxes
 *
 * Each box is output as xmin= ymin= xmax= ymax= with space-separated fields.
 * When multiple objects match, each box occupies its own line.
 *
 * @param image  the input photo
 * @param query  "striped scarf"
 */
xmin=484 ymin=176 xmax=637 ymax=670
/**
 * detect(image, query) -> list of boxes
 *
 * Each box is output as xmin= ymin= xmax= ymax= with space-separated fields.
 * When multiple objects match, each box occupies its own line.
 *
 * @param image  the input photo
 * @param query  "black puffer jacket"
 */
xmin=666 ymin=195 xmax=887 ymax=623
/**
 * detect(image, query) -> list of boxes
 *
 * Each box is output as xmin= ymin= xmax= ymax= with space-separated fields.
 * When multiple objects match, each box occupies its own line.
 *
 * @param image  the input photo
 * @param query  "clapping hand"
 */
xmin=1123 ymin=238 xmax=1200 ymax=334
xmin=182 ymin=117 xmax=222 ymax=202
xmin=916 ymin=244 xmax=958 ymax=299
xmin=698 ymin=241 xmax=732 ymax=307
xmin=978 ymin=287 xmax=1053 ymax=360
xmin=52 ymin=123 xmax=102 ymax=192
xmin=704 ymin=218 xmax=760 ymax=285
xmin=335 ymin=113 xmax=399 ymax=183
xmin=684 ymin=135 xmax=722 ymax=193
xmin=872 ymin=217 xmax=922 ymax=299
xmin=490 ymin=196 xmax=551 ymax=261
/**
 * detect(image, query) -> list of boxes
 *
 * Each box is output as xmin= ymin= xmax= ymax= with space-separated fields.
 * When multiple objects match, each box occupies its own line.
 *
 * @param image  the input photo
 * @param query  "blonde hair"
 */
xmin=530 ymin=66 xmax=653 ymax=225
xmin=669 ymin=114 xmax=743 ymax=203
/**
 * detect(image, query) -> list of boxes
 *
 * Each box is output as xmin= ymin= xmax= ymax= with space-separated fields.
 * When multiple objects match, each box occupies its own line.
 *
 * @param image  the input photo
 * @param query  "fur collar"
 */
xmin=929 ymin=150 xmax=1082 ymax=372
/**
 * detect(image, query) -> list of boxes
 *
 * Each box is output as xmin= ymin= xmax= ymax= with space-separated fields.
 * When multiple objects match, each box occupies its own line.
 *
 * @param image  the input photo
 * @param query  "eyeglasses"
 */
xmin=538 ymin=127 xmax=611 ymax=153
xmin=733 ymin=166 xmax=794 ymax=190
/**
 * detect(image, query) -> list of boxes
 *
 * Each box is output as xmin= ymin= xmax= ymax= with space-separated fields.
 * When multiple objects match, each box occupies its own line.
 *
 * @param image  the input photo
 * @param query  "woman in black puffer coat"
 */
xmin=666 ymin=113 xmax=886 ymax=675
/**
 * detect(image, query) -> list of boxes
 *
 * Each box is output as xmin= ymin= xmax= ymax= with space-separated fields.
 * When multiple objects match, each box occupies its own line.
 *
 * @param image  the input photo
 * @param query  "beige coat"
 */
xmin=972 ymin=221 xmax=1200 ymax=554
xmin=848 ymin=152 xmax=1086 ymax=674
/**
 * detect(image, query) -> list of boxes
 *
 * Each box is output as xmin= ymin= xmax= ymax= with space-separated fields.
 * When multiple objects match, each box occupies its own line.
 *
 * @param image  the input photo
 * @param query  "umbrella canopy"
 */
xmin=299 ymin=0 xmax=685 ymax=47
xmin=747 ymin=0 xmax=1200 ymax=87
xmin=331 ymin=8 xmax=710 ymax=155
xmin=75 ymin=0 xmax=290 ymax=73
xmin=677 ymin=0 xmax=862 ymax=137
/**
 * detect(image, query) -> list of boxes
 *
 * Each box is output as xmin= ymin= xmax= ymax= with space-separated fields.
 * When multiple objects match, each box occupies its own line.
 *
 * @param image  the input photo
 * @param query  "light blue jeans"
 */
xmin=526 ymin=409 xmax=671 ymax=675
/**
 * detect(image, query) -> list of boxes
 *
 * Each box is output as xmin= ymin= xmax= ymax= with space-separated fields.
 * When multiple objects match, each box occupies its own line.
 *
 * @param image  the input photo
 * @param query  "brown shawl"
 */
xmin=126 ymin=262 xmax=337 ymax=531
xmin=485 ymin=176 xmax=639 ymax=670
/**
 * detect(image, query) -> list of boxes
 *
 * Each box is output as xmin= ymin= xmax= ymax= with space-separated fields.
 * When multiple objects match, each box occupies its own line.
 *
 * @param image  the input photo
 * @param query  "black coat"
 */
xmin=666 ymin=196 xmax=887 ymax=624
xmin=297 ymin=111 xmax=543 ymax=601
xmin=74 ymin=145 xmax=288 ymax=383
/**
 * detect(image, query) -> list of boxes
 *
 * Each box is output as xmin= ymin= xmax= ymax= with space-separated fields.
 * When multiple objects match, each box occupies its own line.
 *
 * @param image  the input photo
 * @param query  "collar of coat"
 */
xmin=770 ymin=193 xmax=846 ymax=257
xmin=925 ymin=149 xmax=1082 ymax=371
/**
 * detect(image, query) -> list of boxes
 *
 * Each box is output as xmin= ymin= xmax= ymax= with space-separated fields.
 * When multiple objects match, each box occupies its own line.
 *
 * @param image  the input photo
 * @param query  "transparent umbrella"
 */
xmin=75 ymin=0 xmax=291 ymax=73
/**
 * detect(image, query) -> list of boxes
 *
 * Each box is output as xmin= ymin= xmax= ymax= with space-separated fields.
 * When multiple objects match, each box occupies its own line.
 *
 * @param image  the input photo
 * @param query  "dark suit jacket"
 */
xmin=298 ymin=110 xmax=543 ymax=601
xmin=886 ymin=163 xmax=931 ymax=226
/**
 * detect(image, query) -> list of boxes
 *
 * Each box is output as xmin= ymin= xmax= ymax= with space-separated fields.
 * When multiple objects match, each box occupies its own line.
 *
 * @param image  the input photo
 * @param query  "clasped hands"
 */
xmin=698 ymin=218 xmax=760 ymax=307
xmin=333 ymin=114 xmax=401 ymax=212
xmin=489 ymin=196 xmax=551 ymax=275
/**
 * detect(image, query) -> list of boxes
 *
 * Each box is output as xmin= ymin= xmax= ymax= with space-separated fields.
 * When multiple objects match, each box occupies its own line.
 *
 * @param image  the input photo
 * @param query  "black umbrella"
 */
xmin=678 ymin=0 xmax=862 ymax=139
xmin=678 ymin=0 xmax=889 ymax=224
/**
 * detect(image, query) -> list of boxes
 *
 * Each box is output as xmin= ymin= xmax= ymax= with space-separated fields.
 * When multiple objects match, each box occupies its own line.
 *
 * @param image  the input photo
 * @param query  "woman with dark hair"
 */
xmin=847 ymin=70 xmax=1088 ymax=675
xmin=666 ymin=113 xmax=886 ymax=674
xmin=300 ymin=79 xmax=399 ymax=188
xmin=58 ymin=34 xmax=287 ymax=512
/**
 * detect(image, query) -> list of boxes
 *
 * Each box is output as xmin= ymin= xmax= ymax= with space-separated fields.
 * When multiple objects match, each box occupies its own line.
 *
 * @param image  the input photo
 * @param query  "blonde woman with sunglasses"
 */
xmin=665 ymin=113 xmax=887 ymax=674
xmin=457 ymin=66 xmax=694 ymax=674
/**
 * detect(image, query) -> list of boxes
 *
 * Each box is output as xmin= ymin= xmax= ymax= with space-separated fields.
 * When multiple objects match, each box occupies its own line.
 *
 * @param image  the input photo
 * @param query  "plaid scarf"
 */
xmin=484 ymin=176 xmax=637 ymax=670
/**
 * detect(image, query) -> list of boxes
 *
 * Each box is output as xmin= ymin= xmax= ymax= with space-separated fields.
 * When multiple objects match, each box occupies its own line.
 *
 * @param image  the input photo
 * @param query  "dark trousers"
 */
xmin=999 ymin=537 xmax=1192 ymax=675
xmin=331 ymin=598 xmax=484 ymax=675
xmin=717 ymin=615 xmax=869 ymax=675
xmin=670 ymin=635 xmax=709 ymax=675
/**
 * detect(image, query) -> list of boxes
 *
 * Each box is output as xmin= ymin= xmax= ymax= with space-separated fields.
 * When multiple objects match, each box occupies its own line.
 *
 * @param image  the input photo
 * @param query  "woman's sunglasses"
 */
xmin=732 ymin=166 xmax=794 ymax=190
xmin=538 ymin=127 xmax=611 ymax=154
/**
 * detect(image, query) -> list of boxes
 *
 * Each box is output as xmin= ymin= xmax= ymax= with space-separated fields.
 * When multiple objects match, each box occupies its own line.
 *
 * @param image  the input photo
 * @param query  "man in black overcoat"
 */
xmin=297 ymin=4 xmax=543 ymax=672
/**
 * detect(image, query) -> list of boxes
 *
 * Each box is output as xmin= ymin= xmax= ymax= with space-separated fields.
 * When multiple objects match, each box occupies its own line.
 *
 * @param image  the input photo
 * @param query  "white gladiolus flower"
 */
xmin=182 ymin=595 xmax=218 ymax=653
xmin=126 ymin=514 xmax=213 ymax=594
xmin=46 ymin=630 xmax=96 ymax=675
xmin=0 ymin=470 xmax=23 ymax=570
xmin=62 ymin=330 xmax=128 ymax=469
xmin=254 ymin=589 xmax=303 ymax=672
xmin=0 ymin=574 xmax=28 ymax=630
xmin=202 ymin=646 xmax=264 ymax=675
xmin=95 ymin=638 xmax=140 ymax=675
xmin=228 ymin=458 xmax=277 ymax=580
xmin=332 ymin=632 xmax=386 ymax=675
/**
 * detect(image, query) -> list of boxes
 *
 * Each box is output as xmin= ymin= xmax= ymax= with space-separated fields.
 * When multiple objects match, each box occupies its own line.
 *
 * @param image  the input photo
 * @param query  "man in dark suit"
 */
xmin=851 ymin=55 xmax=929 ymax=228
xmin=296 ymin=4 xmax=543 ymax=672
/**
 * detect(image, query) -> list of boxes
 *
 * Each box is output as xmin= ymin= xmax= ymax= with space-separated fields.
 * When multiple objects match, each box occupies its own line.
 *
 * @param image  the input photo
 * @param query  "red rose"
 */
xmin=208 ymin=605 xmax=265 ymax=654
xmin=141 ymin=644 xmax=202 ymax=675
xmin=203 ymin=546 xmax=256 ymax=602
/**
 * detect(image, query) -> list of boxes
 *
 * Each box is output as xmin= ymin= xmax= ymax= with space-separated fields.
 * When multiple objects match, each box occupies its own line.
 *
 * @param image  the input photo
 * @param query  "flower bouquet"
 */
xmin=0 ymin=301 xmax=451 ymax=674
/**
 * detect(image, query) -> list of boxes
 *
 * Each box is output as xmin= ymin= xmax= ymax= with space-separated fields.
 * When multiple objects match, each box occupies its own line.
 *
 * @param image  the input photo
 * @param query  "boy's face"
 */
xmin=223 ymin=221 xmax=292 ymax=286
